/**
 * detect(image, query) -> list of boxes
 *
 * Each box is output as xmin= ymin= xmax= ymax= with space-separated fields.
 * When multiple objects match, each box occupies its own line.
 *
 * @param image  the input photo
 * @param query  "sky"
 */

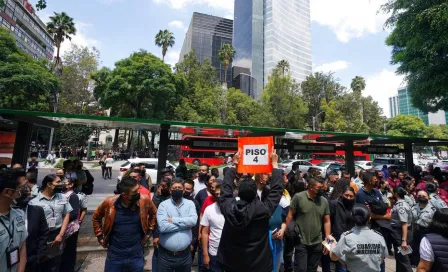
xmin=34 ymin=0 xmax=406 ymax=117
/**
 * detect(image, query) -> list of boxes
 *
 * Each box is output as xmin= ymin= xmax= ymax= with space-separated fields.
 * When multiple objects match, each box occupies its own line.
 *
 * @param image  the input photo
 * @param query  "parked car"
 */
xmin=355 ymin=161 xmax=373 ymax=170
xmin=278 ymin=159 xmax=313 ymax=173
xmin=309 ymin=161 xmax=339 ymax=178
xmin=373 ymin=157 xmax=406 ymax=169
xmin=117 ymin=158 xmax=175 ymax=185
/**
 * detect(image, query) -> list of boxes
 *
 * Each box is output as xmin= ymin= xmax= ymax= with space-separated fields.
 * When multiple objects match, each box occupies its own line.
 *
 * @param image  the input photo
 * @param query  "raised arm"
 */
xmin=218 ymin=154 xmax=238 ymax=216
xmin=263 ymin=150 xmax=283 ymax=216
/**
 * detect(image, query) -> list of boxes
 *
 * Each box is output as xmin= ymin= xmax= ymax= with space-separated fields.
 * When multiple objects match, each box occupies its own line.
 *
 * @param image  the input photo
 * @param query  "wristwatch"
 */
xmin=401 ymin=239 xmax=406 ymax=242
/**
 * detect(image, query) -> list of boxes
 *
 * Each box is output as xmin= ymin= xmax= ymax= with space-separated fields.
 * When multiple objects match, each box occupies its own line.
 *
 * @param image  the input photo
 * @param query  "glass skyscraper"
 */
xmin=397 ymin=87 xmax=429 ymax=125
xmin=179 ymin=12 xmax=233 ymax=87
xmin=233 ymin=0 xmax=312 ymax=98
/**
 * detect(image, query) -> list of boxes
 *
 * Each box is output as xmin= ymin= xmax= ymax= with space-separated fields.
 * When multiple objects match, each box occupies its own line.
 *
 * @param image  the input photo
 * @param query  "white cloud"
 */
xmin=314 ymin=60 xmax=350 ymax=73
xmin=58 ymin=22 xmax=100 ymax=56
xmin=311 ymin=0 xmax=388 ymax=43
xmin=153 ymin=0 xmax=233 ymax=14
xmin=233 ymin=58 xmax=252 ymax=70
xmin=166 ymin=49 xmax=180 ymax=67
xmin=363 ymin=69 xmax=406 ymax=117
xmin=168 ymin=20 xmax=185 ymax=29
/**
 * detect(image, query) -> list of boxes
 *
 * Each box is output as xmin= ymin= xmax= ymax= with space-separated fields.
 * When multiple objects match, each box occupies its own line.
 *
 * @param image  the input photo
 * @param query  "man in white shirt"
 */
xmin=200 ymin=202 xmax=225 ymax=272
xmin=193 ymin=164 xmax=209 ymax=197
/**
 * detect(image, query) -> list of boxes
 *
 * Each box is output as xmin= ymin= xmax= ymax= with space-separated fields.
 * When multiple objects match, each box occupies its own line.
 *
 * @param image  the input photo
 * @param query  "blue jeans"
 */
xmin=105 ymin=254 xmax=144 ymax=272
xmin=335 ymin=261 xmax=348 ymax=272
xmin=157 ymin=246 xmax=192 ymax=272
xmin=152 ymin=247 xmax=159 ymax=272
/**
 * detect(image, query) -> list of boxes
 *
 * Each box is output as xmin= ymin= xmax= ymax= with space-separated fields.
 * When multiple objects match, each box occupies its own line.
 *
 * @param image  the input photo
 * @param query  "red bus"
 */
xmin=180 ymin=136 xmax=238 ymax=166
xmin=311 ymin=150 xmax=370 ymax=165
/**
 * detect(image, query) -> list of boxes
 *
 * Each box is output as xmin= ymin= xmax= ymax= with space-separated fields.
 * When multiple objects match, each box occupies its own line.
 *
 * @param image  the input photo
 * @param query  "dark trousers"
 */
xmin=105 ymin=254 xmax=144 ymax=272
xmin=294 ymin=243 xmax=322 ymax=272
xmin=157 ymin=246 xmax=192 ymax=272
xmin=38 ymin=255 xmax=62 ymax=272
xmin=392 ymin=227 xmax=413 ymax=272
xmin=412 ymin=226 xmax=428 ymax=266
xmin=25 ymin=261 xmax=38 ymax=272
xmin=284 ymin=234 xmax=295 ymax=272
xmin=210 ymin=255 xmax=223 ymax=272
xmin=61 ymin=231 xmax=79 ymax=272
xmin=320 ymin=253 xmax=331 ymax=272
xmin=152 ymin=247 xmax=159 ymax=272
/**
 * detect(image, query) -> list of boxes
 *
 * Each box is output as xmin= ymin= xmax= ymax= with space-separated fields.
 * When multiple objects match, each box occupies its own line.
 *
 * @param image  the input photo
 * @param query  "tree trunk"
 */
xmin=113 ymin=129 xmax=119 ymax=149
xmin=150 ymin=132 xmax=156 ymax=151
xmin=127 ymin=130 xmax=133 ymax=152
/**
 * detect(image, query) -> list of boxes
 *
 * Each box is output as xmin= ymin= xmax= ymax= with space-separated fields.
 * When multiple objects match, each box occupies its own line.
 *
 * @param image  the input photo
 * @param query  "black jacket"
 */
xmin=26 ymin=205 xmax=49 ymax=263
xmin=217 ymin=167 xmax=283 ymax=272
xmin=329 ymin=198 xmax=355 ymax=241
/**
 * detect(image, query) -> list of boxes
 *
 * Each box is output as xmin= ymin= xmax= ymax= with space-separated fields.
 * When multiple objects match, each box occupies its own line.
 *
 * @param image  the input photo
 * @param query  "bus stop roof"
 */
xmin=0 ymin=109 xmax=447 ymax=145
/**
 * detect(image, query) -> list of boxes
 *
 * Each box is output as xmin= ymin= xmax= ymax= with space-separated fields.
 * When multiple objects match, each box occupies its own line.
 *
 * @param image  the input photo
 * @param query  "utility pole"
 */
xmin=48 ymin=92 xmax=59 ymax=155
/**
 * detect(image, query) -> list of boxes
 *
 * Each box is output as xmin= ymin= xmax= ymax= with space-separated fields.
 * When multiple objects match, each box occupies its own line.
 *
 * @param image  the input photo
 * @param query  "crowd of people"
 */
xmin=1 ymin=150 xmax=448 ymax=272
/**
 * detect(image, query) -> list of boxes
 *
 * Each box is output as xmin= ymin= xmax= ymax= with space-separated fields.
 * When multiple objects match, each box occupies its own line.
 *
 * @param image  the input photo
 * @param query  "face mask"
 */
xmin=57 ymin=175 xmax=65 ymax=180
xmin=53 ymin=185 xmax=66 ymax=194
xmin=141 ymin=170 xmax=146 ymax=176
xmin=199 ymin=173 xmax=208 ymax=182
xmin=385 ymin=186 xmax=390 ymax=191
xmin=6 ymin=189 xmax=21 ymax=205
xmin=342 ymin=198 xmax=355 ymax=207
xmin=210 ymin=189 xmax=216 ymax=197
xmin=15 ymin=191 xmax=32 ymax=209
xmin=417 ymin=197 xmax=429 ymax=204
xmin=171 ymin=189 xmax=183 ymax=201
xmin=161 ymin=188 xmax=170 ymax=197
xmin=131 ymin=193 xmax=140 ymax=204
xmin=183 ymin=192 xmax=192 ymax=199
xmin=316 ymin=189 xmax=324 ymax=197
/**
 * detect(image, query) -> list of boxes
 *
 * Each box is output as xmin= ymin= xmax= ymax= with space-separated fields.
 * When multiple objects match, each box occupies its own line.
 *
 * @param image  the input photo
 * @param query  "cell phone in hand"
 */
xmin=272 ymin=228 xmax=278 ymax=235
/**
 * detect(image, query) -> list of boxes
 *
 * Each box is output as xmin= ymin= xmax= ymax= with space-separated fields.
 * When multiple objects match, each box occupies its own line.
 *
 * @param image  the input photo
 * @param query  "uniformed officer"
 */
xmin=330 ymin=204 xmax=388 ymax=272
xmin=29 ymin=174 xmax=72 ymax=272
xmin=411 ymin=190 xmax=436 ymax=266
xmin=0 ymin=168 xmax=28 ymax=272
xmin=391 ymin=187 xmax=413 ymax=272
xmin=401 ymin=179 xmax=416 ymax=208
xmin=77 ymin=191 xmax=88 ymax=224
xmin=426 ymin=183 xmax=448 ymax=209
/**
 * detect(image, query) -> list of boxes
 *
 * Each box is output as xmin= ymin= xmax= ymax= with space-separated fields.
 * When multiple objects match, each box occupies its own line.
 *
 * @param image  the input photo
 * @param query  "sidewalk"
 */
xmin=75 ymin=213 xmax=406 ymax=272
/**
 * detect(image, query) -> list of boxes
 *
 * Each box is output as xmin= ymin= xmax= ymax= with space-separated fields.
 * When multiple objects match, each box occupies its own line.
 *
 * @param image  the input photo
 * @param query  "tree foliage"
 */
xmin=277 ymin=60 xmax=290 ymax=77
xmin=257 ymin=69 xmax=308 ymax=128
xmin=0 ymin=27 xmax=59 ymax=111
xmin=92 ymin=50 xmax=185 ymax=120
xmin=382 ymin=0 xmax=448 ymax=112
xmin=218 ymin=44 xmax=236 ymax=84
xmin=59 ymin=45 xmax=100 ymax=115
xmin=155 ymin=29 xmax=175 ymax=62
xmin=386 ymin=115 xmax=428 ymax=137
xmin=55 ymin=125 xmax=94 ymax=147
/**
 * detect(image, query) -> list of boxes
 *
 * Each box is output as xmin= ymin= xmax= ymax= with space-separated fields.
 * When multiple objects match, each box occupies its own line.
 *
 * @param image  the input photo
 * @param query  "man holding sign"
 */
xmin=217 ymin=149 xmax=283 ymax=272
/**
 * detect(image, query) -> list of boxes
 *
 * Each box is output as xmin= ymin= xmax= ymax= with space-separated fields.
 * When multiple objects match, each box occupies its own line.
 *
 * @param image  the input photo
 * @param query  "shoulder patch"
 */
xmin=399 ymin=207 xmax=406 ymax=214
xmin=342 ymin=230 xmax=353 ymax=236
xmin=373 ymin=230 xmax=383 ymax=237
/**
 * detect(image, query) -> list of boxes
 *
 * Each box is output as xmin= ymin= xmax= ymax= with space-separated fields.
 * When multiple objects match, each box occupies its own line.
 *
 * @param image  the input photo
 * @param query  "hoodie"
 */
xmin=217 ymin=167 xmax=283 ymax=272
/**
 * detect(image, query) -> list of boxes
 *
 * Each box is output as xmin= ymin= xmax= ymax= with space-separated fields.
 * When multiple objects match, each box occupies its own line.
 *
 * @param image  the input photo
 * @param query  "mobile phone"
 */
xmin=272 ymin=228 xmax=278 ymax=234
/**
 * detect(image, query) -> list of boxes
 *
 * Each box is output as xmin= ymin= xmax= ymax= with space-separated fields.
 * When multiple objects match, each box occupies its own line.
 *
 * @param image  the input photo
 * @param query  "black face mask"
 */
xmin=131 ymin=193 xmax=140 ymax=203
xmin=342 ymin=198 xmax=355 ymax=207
xmin=384 ymin=186 xmax=390 ymax=191
xmin=316 ymin=189 xmax=324 ymax=197
xmin=210 ymin=189 xmax=216 ymax=197
xmin=53 ymin=185 xmax=66 ymax=194
xmin=417 ymin=197 xmax=429 ymax=204
xmin=183 ymin=192 xmax=192 ymax=199
xmin=57 ymin=175 xmax=65 ymax=180
xmin=15 ymin=194 xmax=33 ymax=209
xmin=199 ymin=173 xmax=209 ymax=183
xmin=141 ymin=170 xmax=146 ymax=176
xmin=171 ymin=189 xmax=183 ymax=201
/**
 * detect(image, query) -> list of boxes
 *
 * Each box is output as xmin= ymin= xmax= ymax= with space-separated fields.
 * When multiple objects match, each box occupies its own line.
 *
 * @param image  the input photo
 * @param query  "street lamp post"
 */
xmin=312 ymin=111 xmax=325 ymax=131
xmin=48 ymin=92 xmax=59 ymax=155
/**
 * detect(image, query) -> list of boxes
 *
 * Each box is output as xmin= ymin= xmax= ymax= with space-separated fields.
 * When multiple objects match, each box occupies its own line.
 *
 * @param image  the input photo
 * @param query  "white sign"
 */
xmin=243 ymin=144 xmax=269 ymax=165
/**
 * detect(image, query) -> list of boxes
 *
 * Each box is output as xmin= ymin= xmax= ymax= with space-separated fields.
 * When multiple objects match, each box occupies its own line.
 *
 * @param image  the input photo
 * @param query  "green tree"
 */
xmin=0 ymin=27 xmax=59 ymax=111
xmin=276 ymin=60 xmax=290 ymax=77
xmin=92 ymin=50 xmax=184 ymax=121
xmin=46 ymin=12 xmax=77 ymax=74
xmin=320 ymin=99 xmax=346 ymax=132
xmin=226 ymin=88 xmax=261 ymax=126
xmin=258 ymin=69 xmax=308 ymax=128
xmin=361 ymin=96 xmax=386 ymax=134
xmin=350 ymin=76 xmax=366 ymax=96
xmin=55 ymin=125 xmax=94 ymax=147
xmin=217 ymin=44 xmax=236 ymax=84
xmin=386 ymin=115 xmax=428 ymax=137
xmin=155 ymin=29 xmax=175 ymax=62
xmin=59 ymin=45 xmax=100 ymax=114
xmin=301 ymin=72 xmax=345 ymax=128
xmin=382 ymin=0 xmax=448 ymax=112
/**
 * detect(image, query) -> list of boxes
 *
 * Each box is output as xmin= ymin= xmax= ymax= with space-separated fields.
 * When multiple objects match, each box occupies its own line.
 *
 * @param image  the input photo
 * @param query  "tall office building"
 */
xmin=389 ymin=95 xmax=399 ymax=117
xmin=0 ymin=0 xmax=54 ymax=60
xmin=397 ymin=87 xmax=429 ymax=125
xmin=179 ymin=12 xmax=233 ymax=87
xmin=233 ymin=0 xmax=312 ymax=98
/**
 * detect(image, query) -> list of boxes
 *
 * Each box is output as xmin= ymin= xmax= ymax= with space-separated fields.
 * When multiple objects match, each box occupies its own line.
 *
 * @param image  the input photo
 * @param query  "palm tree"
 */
xmin=46 ymin=12 xmax=76 ymax=74
xmin=155 ymin=30 xmax=175 ymax=62
xmin=277 ymin=60 xmax=290 ymax=76
xmin=351 ymin=76 xmax=366 ymax=96
xmin=218 ymin=43 xmax=236 ymax=85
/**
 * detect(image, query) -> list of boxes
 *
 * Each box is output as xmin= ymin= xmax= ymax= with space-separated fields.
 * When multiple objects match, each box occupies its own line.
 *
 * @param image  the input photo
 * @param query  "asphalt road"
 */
xmin=38 ymin=168 xmax=120 ymax=211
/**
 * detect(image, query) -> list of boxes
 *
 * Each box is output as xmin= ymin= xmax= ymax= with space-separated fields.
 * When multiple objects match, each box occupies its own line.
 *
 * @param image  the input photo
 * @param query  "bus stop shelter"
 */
xmin=2 ymin=109 xmax=448 ymax=180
